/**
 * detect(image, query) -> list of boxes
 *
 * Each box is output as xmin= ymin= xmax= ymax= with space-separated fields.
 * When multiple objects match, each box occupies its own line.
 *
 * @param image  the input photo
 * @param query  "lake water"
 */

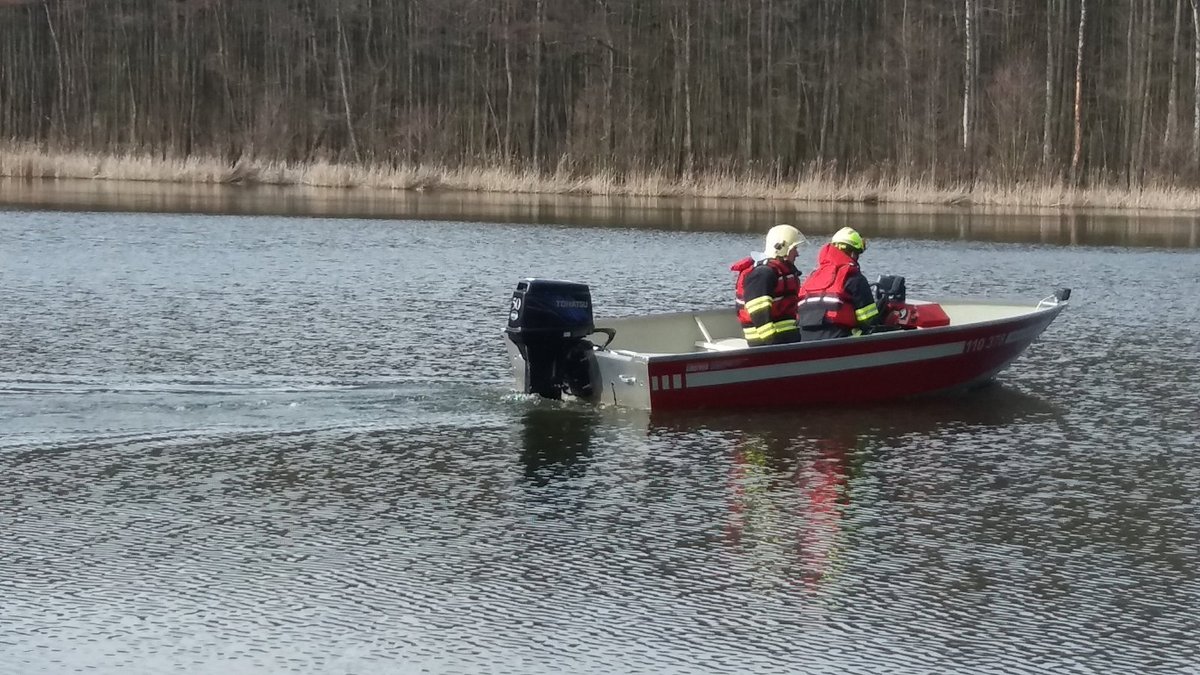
xmin=2 ymin=181 xmax=1199 ymax=674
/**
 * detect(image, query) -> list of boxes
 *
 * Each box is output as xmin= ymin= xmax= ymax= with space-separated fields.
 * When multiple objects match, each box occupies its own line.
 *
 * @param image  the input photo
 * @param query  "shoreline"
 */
xmin=4 ymin=145 xmax=1200 ymax=213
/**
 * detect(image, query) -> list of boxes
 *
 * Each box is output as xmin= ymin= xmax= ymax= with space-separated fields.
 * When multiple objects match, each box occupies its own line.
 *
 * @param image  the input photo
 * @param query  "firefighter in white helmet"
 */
xmin=730 ymin=224 xmax=804 ymax=346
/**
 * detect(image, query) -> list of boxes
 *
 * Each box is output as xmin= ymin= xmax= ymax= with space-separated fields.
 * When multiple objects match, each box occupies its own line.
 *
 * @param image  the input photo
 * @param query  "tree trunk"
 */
xmin=504 ymin=1 xmax=514 ymax=162
xmin=406 ymin=0 xmax=417 ymax=162
xmin=744 ymin=0 xmax=753 ymax=160
xmin=962 ymin=0 xmax=974 ymax=159
xmin=1165 ymin=0 xmax=1182 ymax=150
xmin=42 ymin=0 xmax=67 ymax=139
xmin=682 ymin=6 xmax=694 ymax=179
xmin=1122 ymin=1 xmax=1136 ymax=183
xmin=1042 ymin=0 xmax=1055 ymax=170
xmin=901 ymin=0 xmax=913 ymax=169
xmin=599 ymin=0 xmax=614 ymax=164
xmin=763 ymin=0 xmax=773 ymax=163
xmin=533 ymin=0 xmax=544 ymax=172
xmin=334 ymin=2 xmax=360 ymax=162
xmin=1190 ymin=0 xmax=1200 ymax=170
xmin=1133 ymin=0 xmax=1155 ymax=184
xmin=214 ymin=2 xmax=239 ymax=162
xmin=1070 ymin=0 xmax=1087 ymax=185
xmin=817 ymin=0 xmax=833 ymax=164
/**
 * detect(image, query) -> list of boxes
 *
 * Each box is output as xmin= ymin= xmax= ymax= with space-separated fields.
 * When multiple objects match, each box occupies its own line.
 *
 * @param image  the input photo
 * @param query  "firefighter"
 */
xmin=796 ymin=227 xmax=880 ymax=340
xmin=731 ymin=224 xmax=804 ymax=346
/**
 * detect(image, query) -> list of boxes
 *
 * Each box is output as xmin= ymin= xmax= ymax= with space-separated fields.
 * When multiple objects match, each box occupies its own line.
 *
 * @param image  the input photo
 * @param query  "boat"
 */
xmin=504 ymin=277 xmax=1070 ymax=411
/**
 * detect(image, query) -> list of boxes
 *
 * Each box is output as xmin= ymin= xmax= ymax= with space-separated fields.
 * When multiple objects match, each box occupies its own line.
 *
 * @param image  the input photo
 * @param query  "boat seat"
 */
xmin=693 ymin=314 xmax=746 ymax=352
xmin=695 ymin=337 xmax=749 ymax=352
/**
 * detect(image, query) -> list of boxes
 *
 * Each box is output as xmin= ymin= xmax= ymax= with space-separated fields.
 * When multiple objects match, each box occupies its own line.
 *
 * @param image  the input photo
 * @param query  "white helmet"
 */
xmin=764 ymin=224 xmax=803 ymax=258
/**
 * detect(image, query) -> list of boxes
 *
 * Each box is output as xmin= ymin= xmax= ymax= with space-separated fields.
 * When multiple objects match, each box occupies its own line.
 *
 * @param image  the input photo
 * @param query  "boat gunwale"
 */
xmin=591 ymin=297 xmax=1067 ymax=364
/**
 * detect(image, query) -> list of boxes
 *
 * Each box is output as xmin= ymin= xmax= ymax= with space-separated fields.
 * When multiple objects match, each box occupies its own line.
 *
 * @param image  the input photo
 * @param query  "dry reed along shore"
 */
xmin=4 ymin=145 xmax=1200 ymax=212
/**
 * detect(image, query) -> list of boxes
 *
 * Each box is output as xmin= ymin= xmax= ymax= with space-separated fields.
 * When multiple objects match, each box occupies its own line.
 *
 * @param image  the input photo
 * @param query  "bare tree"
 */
xmin=1191 ymin=0 xmax=1200 ymax=169
xmin=1071 ymin=0 xmax=1087 ymax=185
xmin=1165 ymin=0 xmax=1182 ymax=150
xmin=532 ymin=0 xmax=544 ymax=171
xmin=963 ymin=0 xmax=974 ymax=156
xmin=4 ymin=0 xmax=1200 ymax=190
xmin=1042 ymin=0 xmax=1056 ymax=171
xmin=334 ymin=2 xmax=360 ymax=162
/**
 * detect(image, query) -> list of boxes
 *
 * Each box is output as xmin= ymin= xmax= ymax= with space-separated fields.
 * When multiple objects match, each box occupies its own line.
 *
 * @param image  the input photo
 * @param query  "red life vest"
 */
xmin=731 ymin=256 xmax=801 ymax=328
xmin=797 ymin=244 xmax=859 ymax=330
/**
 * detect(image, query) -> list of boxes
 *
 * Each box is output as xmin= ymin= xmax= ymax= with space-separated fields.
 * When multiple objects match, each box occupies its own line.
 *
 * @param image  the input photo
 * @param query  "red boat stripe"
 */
xmin=684 ymin=341 xmax=966 ymax=388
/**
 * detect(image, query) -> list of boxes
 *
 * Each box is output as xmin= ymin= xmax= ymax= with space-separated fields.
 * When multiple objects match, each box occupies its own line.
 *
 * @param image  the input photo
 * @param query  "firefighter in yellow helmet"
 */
xmin=729 ymin=224 xmax=804 ymax=346
xmin=795 ymin=227 xmax=880 ymax=340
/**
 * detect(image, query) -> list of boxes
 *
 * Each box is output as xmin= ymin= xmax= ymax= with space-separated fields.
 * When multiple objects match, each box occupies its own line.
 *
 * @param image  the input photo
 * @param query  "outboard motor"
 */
xmin=505 ymin=278 xmax=597 ymax=400
xmin=873 ymin=274 xmax=951 ymax=329
xmin=873 ymin=275 xmax=907 ymax=308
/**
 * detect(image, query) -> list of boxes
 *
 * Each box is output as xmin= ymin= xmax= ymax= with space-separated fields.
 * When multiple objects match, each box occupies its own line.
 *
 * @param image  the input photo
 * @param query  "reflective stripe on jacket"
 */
xmin=797 ymin=244 xmax=878 ymax=332
xmin=731 ymin=256 xmax=801 ymax=345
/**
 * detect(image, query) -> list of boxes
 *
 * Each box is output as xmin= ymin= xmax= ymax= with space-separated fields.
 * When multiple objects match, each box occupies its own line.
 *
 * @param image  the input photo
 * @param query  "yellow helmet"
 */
xmin=764 ymin=224 xmax=803 ymax=258
xmin=831 ymin=227 xmax=866 ymax=253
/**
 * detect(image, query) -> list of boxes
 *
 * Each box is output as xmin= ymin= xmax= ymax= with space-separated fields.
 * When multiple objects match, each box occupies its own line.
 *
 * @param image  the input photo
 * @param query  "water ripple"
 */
xmin=2 ymin=212 xmax=1198 ymax=673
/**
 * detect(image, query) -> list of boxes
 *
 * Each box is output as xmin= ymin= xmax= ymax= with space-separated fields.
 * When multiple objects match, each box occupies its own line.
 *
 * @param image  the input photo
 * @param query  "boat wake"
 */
xmin=0 ymin=372 xmax=513 ymax=453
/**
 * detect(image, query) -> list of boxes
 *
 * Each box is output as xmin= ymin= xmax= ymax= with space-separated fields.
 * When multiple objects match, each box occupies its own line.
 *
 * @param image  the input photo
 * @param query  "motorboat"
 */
xmin=504 ymin=277 xmax=1070 ymax=411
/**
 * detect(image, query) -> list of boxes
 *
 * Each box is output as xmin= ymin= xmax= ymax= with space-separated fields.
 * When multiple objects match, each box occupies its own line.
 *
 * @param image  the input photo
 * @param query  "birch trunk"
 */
xmin=1133 ymin=0 xmax=1155 ymax=183
xmin=1070 ymin=0 xmax=1087 ymax=184
xmin=1165 ymin=0 xmax=1182 ymax=150
xmin=41 ymin=1 xmax=67 ymax=138
xmin=1042 ymin=0 xmax=1055 ymax=169
xmin=963 ymin=0 xmax=974 ymax=155
xmin=532 ymin=0 xmax=544 ymax=172
xmin=334 ymin=3 xmax=360 ymax=162
xmin=902 ymin=0 xmax=913 ymax=168
xmin=503 ymin=1 xmax=513 ymax=162
xmin=1190 ymin=0 xmax=1200 ymax=168
xmin=682 ymin=7 xmax=694 ymax=179
xmin=744 ymin=0 xmax=753 ymax=160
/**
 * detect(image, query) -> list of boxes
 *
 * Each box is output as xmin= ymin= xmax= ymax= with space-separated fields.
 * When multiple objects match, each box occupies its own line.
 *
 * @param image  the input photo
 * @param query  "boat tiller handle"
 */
xmin=590 ymin=327 xmax=617 ymax=350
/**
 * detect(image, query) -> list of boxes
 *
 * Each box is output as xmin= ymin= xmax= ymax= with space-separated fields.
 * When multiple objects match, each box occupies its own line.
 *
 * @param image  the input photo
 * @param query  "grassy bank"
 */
xmin=4 ymin=144 xmax=1200 ymax=211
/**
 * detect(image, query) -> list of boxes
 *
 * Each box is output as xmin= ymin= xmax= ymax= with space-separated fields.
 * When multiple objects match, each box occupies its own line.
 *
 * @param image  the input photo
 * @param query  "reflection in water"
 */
xmin=1 ymin=177 xmax=1196 ymax=248
xmin=519 ymin=406 xmax=597 ymax=485
xmin=726 ymin=429 xmax=861 ymax=590
xmin=649 ymin=383 xmax=1061 ymax=439
xmin=3 ymin=202 xmax=1197 ymax=673
xmin=653 ymin=385 xmax=1061 ymax=591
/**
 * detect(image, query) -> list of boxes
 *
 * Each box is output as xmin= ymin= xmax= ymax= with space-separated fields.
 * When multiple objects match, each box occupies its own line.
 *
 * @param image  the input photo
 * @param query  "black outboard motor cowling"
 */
xmin=505 ymin=279 xmax=596 ymax=400
xmin=873 ymin=275 xmax=907 ymax=307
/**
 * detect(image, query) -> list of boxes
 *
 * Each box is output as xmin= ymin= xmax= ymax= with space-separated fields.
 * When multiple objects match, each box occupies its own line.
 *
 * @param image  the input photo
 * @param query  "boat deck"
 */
xmin=596 ymin=300 xmax=1043 ymax=356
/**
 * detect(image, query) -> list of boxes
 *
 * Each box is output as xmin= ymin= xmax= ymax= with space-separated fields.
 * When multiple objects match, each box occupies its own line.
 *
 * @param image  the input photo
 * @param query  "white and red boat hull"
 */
xmin=508 ymin=294 xmax=1068 ymax=411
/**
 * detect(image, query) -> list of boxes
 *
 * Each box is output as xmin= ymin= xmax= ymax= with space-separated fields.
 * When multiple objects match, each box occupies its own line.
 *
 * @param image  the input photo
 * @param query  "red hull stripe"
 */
xmin=684 ymin=341 xmax=965 ymax=388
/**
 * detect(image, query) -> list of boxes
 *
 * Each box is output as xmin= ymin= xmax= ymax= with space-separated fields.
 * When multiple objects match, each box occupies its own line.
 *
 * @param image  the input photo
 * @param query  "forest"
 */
xmin=2 ymin=0 xmax=1199 ymax=193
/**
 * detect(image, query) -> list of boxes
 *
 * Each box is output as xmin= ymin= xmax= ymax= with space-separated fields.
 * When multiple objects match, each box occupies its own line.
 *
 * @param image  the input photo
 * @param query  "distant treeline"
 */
xmin=2 ymin=0 xmax=1199 ymax=187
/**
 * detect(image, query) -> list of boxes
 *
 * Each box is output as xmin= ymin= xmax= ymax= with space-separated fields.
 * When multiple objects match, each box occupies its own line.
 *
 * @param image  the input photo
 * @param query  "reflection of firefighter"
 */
xmin=726 ymin=431 xmax=859 ymax=589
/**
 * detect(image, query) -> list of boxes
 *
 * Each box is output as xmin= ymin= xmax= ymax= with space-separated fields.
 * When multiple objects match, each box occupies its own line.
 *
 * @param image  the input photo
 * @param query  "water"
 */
xmin=2 ymin=188 xmax=1200 ymax=674
xmin=3 ymin=177 xmax=1199 ymax=249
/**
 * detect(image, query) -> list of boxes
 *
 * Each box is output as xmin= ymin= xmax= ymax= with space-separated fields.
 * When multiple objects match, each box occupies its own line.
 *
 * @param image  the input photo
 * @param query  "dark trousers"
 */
xmin=799 ymin=325 xmax=851 ymax=341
